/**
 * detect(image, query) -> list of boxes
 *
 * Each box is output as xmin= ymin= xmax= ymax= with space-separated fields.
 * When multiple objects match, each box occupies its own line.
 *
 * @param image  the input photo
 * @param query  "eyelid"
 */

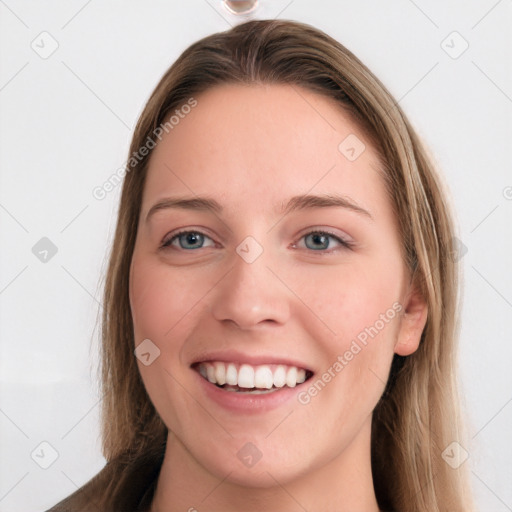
xmin=161 ymin=228 xmax=216 ymax=249
xmin=292 ymin=228 xmax=354 ymax=252
xmin=160 ymin=227 xmax=354 ymax=254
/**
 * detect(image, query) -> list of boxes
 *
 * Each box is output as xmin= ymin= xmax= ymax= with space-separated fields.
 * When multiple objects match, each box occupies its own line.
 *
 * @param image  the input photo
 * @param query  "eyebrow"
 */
xmin=145 ymin=193 xmax=373 ymax=223
xmin=146 ymin=197 xmax=222 ymax=223
xmin=281 ymin=194 xmax=373 ymax=220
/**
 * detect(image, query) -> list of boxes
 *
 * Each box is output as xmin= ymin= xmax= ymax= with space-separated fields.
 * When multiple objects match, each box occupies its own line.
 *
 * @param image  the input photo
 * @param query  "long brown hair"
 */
xmin=93 ymin=19 xmax=473 ymax=511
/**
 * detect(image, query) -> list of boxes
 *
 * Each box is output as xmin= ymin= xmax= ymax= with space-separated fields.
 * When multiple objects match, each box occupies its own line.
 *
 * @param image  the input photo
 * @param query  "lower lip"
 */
xmin=194 ymin=370 xmax=310 ymax=414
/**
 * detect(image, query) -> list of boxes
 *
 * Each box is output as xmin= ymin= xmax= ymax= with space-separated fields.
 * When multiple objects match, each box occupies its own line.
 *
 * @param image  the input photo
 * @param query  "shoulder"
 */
xmin=45 ymin=461 xmax=115 ymax=512
xmin=45 ymin=450 xmax=163 ymax=512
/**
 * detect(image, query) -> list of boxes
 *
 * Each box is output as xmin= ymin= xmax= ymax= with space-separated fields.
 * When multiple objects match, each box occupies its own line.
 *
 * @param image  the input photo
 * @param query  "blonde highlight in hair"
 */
xmin=94 ymin=19 xmax=473 ymax=511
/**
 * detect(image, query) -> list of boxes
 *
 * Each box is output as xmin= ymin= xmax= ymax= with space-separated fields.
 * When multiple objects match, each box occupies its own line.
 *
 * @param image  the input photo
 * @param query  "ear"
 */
xmin=395 ymin=284 xmax=428 ymax=356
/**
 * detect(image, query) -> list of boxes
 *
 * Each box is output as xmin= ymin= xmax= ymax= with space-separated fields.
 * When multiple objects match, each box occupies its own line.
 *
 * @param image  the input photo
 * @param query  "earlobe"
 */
xmin=395 ymin=286 xmax=428 ymax=356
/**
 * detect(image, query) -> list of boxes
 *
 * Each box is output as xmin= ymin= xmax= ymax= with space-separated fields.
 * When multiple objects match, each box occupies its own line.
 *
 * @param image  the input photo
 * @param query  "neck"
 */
xmin=150 ymin=418 xmax=380 ymax=512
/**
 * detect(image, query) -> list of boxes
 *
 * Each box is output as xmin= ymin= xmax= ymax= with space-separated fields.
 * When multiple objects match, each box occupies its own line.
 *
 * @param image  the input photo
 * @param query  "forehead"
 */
xmin=142 ymin=83 xmax=384 ymax=215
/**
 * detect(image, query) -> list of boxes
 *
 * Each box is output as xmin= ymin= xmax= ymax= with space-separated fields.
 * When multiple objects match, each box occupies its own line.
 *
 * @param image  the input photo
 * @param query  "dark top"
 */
xmin=45 ymin=450 xmax=163 ymax=512
xmin=46 ymin=450 xmax=391 ymax=511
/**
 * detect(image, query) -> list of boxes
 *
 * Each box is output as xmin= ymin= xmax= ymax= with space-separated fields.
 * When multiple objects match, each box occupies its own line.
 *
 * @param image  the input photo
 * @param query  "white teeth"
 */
xmin=254 ymin=366 xmax=273 ymax=389
xmin=238 ymin=364 xmax=254 ymax=388
xmin=214 ymin=362 xmax=226 ymax=385
xmin=197 ymin=361 xmax=310 ymax=390
xmin=206 ymin=364 xmax=216 ymax=383
xmin=285 ymin=366 xmax=298 ymax=388
xmin=226 ymin=363 xmax=238 ymax=385
xmin=296 ymin=368 xmax=306 ymax=384
xmin=273 ymin=365 xmax=287 ymax=388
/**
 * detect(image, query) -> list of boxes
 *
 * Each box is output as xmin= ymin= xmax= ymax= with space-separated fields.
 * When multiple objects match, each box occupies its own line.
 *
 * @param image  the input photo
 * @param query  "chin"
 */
xmin=185 ymin=434 xmax=318 ymax=489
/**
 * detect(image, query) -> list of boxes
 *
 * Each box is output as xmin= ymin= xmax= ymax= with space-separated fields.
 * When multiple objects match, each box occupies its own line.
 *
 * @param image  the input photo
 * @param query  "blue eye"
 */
xmin=162 ymin=231 xmax=215 ymax=250
xmin=299 ymin=231 xmax=351 ymax=251
xmin=161 ymin=229 xmax=351 ymax=253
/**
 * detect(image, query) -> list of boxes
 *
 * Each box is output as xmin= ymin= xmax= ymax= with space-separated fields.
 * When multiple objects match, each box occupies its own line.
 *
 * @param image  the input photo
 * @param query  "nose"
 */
xmin=210 ymin=247 xmax=291 ymax=330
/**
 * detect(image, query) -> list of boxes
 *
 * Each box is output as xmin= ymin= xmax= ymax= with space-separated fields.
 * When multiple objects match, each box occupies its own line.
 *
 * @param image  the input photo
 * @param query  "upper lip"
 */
xmin=190 ymin=350 xmax=314 ymax=373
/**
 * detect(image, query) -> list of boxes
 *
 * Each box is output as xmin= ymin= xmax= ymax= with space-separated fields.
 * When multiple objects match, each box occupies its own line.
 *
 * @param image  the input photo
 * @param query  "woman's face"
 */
xmin=129 ymin=83 xmax=426 ymax=487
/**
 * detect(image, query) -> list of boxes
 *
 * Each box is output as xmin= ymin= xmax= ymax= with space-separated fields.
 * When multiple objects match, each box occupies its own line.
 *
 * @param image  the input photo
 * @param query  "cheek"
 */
xmin=297 ymin=275 xmax=400 ymax=428
xmin=289 ymin=257 xmax=403 ymax=344
xmin=288 ymin=257 xmax=402 ymax=407
xmin=130 ymin=257 xmax=207 ymax=431
xmin=129 ymin=256 xmax=209 ymax=342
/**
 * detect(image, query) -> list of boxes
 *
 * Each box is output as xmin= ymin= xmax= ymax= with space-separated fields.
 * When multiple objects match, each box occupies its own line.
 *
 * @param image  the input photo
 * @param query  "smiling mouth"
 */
xmin=192 ymin=361 xmax=314 ymax=394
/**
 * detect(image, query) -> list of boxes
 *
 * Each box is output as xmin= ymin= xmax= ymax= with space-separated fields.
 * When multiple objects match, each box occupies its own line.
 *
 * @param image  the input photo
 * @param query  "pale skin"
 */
xmin=129 ymin=83 xmax=428 ymax=512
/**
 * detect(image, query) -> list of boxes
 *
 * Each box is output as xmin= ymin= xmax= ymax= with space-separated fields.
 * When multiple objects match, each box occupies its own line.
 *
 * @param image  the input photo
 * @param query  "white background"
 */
xmin=0 ymin=1 xmax=511 ymax=510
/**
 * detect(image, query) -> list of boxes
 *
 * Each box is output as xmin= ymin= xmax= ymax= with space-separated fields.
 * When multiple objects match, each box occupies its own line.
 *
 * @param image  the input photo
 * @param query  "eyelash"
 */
xmin=160 ymin=229 xmax=354 ymax=253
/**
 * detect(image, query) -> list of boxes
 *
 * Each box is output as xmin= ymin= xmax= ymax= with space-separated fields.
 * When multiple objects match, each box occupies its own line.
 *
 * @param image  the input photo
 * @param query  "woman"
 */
xmin=47 ymin=19 xmax=474 ymax=512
